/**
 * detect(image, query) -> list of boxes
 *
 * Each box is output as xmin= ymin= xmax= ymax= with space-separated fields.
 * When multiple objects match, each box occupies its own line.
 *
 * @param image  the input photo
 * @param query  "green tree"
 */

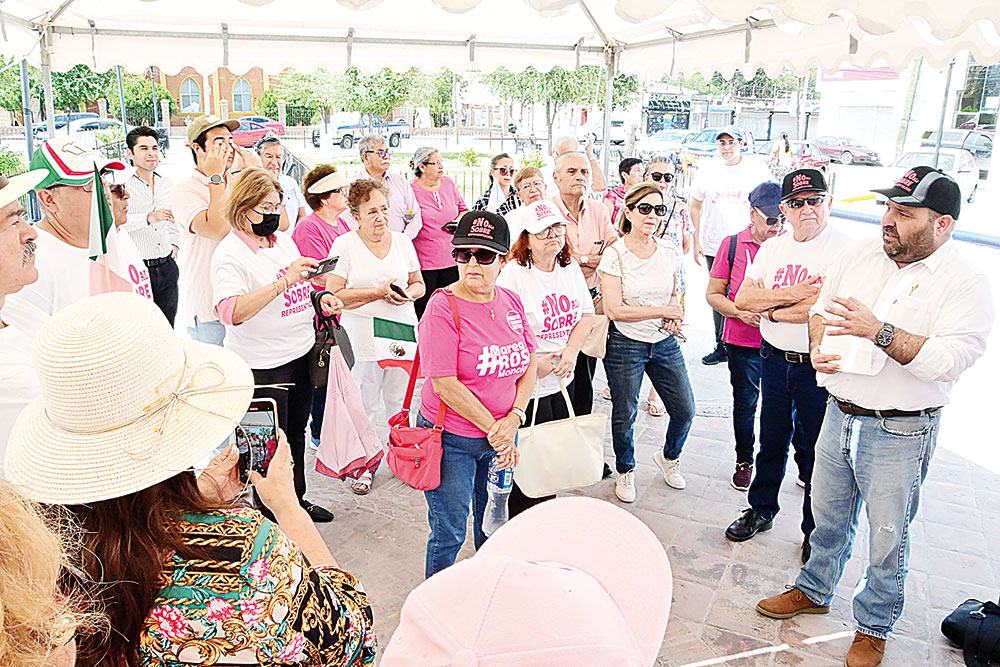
xmin=255 ymin=68 xmax=338 ymax=126
xmin=410 ymin=66 xmax=461 ymax=127
xmin=334 ymin=67 xmax=414 ymax=124
xmin=0 ymin=56 xmax=30 ymax=118
xmin=104 ymin=73 xmax=176 ymax=126
xmin=50 ymin=65 xmax=114 ymax=110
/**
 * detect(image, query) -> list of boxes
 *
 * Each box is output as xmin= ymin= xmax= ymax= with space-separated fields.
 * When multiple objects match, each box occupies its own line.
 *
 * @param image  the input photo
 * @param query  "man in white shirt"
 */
xmin=756 ymin=167 xmax=993 ymax=667
xmin=0 ymin=169 xmax=49 ymax=464
xmin=691 ymin=126 xmax=772 ymax=365
xmin=724 ymin=169 xmax=847 ymax=562
xmin=350 ymin=135 xmax=422 ymax=238
xmin=123 ymin=126 xmax=180 ymax=326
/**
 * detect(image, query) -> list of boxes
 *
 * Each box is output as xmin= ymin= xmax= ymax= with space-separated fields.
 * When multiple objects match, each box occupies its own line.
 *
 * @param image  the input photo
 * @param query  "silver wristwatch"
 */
xmin=208 ymin=173 xmax=224 ymax=185
xmin=580 ymin=255 xmax=590 ymax=266
xmin=874 ymin=322 xmax=895 ymax=348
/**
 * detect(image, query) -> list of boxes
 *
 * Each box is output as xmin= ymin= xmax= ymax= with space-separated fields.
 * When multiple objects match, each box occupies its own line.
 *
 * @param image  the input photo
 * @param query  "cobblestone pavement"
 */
xmin=303 ymin=330 xmax=996 ymax=667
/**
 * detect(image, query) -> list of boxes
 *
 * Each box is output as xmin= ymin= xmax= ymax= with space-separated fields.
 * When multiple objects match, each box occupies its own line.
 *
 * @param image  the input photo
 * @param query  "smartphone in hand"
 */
xmin=307 ymin=256 xmax=339 ymax=279
xmin=236 ymin=398 xmax=279 ymax=483
xmin=389 ymin=283 xmax=411 ymax=300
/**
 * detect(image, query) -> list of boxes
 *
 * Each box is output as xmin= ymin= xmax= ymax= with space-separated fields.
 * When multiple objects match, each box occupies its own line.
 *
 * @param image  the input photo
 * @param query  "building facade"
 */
xmin=157 ymin=66 xmax=281 ymax=125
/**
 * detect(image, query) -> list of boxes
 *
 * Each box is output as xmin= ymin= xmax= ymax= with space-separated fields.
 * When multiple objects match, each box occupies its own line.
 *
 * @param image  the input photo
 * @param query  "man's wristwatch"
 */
xmin=580 ymin=255 xmax=590 ymax=266
xmin=208 ymin=173 xmax=224 ymax=185
xmin=874 ymin=322 xmax=895 ymax=348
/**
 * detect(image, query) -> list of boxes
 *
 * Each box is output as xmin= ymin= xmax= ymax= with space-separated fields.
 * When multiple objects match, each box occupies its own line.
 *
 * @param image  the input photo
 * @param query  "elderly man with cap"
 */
xmin=351 ymin=135 xmax=421 ymax=239
xmin=171 ymin=114 xmax=266 ymax=345
xmin=690 ymin=126 xmax=771 ymax=366
xmin=0 ymin=168 xmax=48 ymax=460
xmin=755 ymin=167 xmax=993 ymax=667
xmin=705 ymin=181 xmax=784 ymax=491
xmin=723 ymin=169 xmax=847 ymax=563
xmin=18 ymin=137 xmax=153 ymax=316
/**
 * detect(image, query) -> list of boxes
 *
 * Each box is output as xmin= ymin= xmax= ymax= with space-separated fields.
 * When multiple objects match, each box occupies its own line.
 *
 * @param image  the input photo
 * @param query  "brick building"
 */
xmin=156 ymin=66 xmax=282 ymax=126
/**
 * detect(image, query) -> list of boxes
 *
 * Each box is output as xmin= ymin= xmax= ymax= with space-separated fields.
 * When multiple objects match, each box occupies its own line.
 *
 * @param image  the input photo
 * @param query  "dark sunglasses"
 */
xmin=453 ymin=248 xmax=500 ymax=265
xmin=784 ymin=194 xmax=827 ymax=209
xmin=629 ymin=202 xmax=668 ymax=216
xmin=109 ymin=184 xmax=126 ymax=198
xmin=364 ymin=149 xmax=391 ymax=158
xmin=650 ymin=172 xmax=675 ymax=183
xmin=756 ymin=210 xmax=785 ymax=225
xmin=495 ymin=167 xmax=516 ymax=176
xmin=442 ymin=221 xmax=459 ymax=234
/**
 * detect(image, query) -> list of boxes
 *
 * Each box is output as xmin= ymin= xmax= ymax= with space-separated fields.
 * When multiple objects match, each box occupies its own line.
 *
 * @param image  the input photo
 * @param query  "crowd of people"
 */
xmin=0 ymin=113 xmax=992 ymax=667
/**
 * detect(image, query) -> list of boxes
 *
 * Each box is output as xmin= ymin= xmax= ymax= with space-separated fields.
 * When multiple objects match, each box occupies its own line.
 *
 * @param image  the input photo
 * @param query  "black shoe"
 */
xmin=701 ymin=346 xmax=728 ymax=366
xmin=801 ymin=539 xmax=811 ymax=564
xmin=725 ymin=508 xmax=773 ymax=542
xmin=301 ymin=501 xmax=334 ymax=523
xmin=602 ymin=462 xmax=614 ymax=479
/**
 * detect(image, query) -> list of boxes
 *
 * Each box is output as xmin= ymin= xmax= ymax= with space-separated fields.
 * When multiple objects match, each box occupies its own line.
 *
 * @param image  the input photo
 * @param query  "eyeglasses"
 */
xmin=519 ymin=181 xmax=544 ymax=192
xmin=495 ymin=167 xmax=516 ymax=176
xmin=109 ymin=184 xmax=126 ymax=198
xmin=423 ymin=161 xmax=443 ymax=167
xmin=50 ymin=181 xmax=95 ymax=193
xmin=629 ymin=202 xmax=668 ymax=216
xmin=755 ymin=209 xmax=785 ymax=225
xmin=784 ymin=195 xmax=827 ymax=209
xmin=364 ymin=149 xmax=391 ymax=158
xmin=649 ymin=172 xmax=674 ymax=183
xmin=453 ymin=248 xmax=500 ymax=265
xmin=330 ymin=186 xmax=349 ymax=196
xmin=253 ymin=203 xmax=282 ymax=215
xmin=533 ymin=223 xmax=566 ymax=239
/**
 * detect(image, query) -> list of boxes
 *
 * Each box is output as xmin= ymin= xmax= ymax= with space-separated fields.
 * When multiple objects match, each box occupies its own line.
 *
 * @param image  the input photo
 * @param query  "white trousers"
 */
xmin=350 ymin=360 xmax=409 ymax=430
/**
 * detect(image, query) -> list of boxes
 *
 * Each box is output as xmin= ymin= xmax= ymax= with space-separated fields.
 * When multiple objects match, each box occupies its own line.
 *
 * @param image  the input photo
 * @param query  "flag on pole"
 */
xmin=86 ymin=164 xmax=132 ymax=295
xmin=373 ymin=316 xmax=417 ymax=372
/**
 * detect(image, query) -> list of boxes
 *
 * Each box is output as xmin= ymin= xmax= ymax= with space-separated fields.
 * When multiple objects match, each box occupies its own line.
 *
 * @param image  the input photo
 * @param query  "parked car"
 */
xmin=32 ymin=112 xmax=99 ymax=136
xmin=884 ymin=149 xmax=979 ymax=204
xmin=231 ymin=119 xmax=273 ymax=147
xmin=754 ymin=139 xmax=832 ymax=174
xmin=579 ymin=116 xmax=629 ymax=146
xmin=65 ymin=118 xmax=132 ymax=150
xmin=637 ymin=129 xmax=695 ymax=159
xmin=919 ymin=129 xmax=992 ymax=179
xmin=680 ymin=127 xmax=756 ymax=164
xmin=239 ymin=116 xmax=285 ymax=135
xmin=813 ymin=136 xmax=881 ymax=165
xmin=311 ymin=111 xmax=411 ymax=150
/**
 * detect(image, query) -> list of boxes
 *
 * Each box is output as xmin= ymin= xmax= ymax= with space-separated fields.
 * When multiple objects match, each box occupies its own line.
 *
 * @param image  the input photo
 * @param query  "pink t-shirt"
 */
xmin=418 ymin=287 xmax=537 ymax=438
xmin=410 ymin=177 xmax=467 ymax=270
xmin=290 ymin=211 xmax=352 ymax=260
xmin=709 ymin=226 xmax=763 ymax=349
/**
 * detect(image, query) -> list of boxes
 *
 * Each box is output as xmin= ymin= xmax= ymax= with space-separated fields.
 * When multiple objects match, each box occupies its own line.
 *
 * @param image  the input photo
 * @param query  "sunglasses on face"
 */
xmin=784 ymin=195 xmax=827 ymax=209
xmin=109 ymin=184 xmax=126 ymax=198
xmin=649 ymin=172 xmax=674 ymax=183
xmin=495 ymin=167 xmax=516 ymax=176
xmin=364 ymin=149 xmax=391 ymax=158
xmin=756 ymin=210 xmax=785 ymax=225
xmin=533 ymin=223 xmax=567 ymax=239
xmin=630 ymin=202 xmax=668 ymax=216
xmin=453 ymin=248 xmax=500 ymax=265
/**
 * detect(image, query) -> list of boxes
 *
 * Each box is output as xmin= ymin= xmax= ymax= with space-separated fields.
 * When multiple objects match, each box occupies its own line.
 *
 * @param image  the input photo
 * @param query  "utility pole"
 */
xmin=896 ymin=57 xmax=923 ymax=163
xmin=150 ymin=66 xmax=160 ymax=127
xmin=933 ymin=59 xmax=955 ymax=169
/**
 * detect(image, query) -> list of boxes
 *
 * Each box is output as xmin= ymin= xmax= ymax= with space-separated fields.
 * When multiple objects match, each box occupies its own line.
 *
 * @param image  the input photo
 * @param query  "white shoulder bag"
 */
xmin=513 ymin=378 xmax=608 ymax=498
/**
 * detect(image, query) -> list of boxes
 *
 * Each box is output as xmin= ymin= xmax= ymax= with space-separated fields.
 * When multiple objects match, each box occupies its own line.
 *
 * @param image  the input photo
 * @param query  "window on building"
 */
xmin=233 ymin=79 xmax=253 ymax=113
xmin=180 ymin=78 xmax=202 ymax=114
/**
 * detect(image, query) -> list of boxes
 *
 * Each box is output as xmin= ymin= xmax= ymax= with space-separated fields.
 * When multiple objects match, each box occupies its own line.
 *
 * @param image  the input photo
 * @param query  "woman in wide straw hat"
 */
xmin=4 ymin=292 xmax=377 ymax=666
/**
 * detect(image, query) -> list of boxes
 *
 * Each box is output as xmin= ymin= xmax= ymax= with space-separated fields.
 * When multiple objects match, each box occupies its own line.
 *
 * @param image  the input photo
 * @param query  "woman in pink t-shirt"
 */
xmin=416 ymin=210 xmax=537 ymax=578
xmin=409 ymin=146 xmax=467 ymax=318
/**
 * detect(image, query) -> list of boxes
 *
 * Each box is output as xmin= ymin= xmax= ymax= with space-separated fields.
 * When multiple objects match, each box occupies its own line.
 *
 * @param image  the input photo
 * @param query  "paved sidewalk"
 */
xmin=304 ymin=333 xmax=996 ymax=666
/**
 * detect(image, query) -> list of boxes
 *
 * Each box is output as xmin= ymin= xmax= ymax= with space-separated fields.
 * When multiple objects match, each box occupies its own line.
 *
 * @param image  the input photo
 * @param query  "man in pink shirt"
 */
xmin=707 ymin=182 xmax=797 ymax=491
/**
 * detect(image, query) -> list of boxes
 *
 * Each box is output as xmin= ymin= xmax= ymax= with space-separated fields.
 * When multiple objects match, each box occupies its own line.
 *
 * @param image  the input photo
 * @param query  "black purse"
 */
xmin=308 ymin=290 xmax=354 ymax=387
xmin=942 ymin=598 xmax=1000 ymax=666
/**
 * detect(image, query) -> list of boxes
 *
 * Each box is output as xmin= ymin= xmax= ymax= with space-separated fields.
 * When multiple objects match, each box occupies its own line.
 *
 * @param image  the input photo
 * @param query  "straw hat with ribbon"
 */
xmin=4 ymin=292 xmax=254 ymax=505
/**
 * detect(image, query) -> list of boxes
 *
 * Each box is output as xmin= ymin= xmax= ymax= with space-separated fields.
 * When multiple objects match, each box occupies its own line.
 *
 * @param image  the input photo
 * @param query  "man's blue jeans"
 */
xmin=604 ymin=325 xmax=695 ymax=473
xmin=726 ymin=343 xmax=761 ymax=464
xmin=418 ymin=413 xmax=496 ymax=579
xmin=795 ymin=399 xmax=940 ymax=640
xmin=747 ymin=341 xmax=827 ymax=538
xmin=187 ymin=316 xmax=226 ymax=346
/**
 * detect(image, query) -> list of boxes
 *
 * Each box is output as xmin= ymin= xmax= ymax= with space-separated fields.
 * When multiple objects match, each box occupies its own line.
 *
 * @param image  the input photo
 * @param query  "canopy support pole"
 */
xmin=40 ymin=26 xmax=55 ymax=139
xmin=150 ymin=66 xmax=159 ymax=127
xmin=933 ymin=58 xmax=955 ymax=169
xmin=20 ymin=58 xmax=40 ymax=220
xmin=602 ymin=45 xmax=615 ymax=183
xmin=116 ymin=64 xmax=127 ymax=128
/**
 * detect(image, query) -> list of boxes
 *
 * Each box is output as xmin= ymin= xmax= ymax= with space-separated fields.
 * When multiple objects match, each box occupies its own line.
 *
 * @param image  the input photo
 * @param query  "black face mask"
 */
xmin=249 ymin=212 xmax=280 ymax=237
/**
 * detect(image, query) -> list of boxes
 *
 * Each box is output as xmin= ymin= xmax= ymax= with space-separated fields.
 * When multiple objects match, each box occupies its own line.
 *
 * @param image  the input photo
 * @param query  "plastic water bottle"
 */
xmin=482 ymin=456 xmax=513 ymax=536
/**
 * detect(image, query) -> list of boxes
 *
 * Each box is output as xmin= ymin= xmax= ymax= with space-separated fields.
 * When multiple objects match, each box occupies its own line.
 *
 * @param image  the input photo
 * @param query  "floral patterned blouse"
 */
xmin=137 ymin=508 xmax=377 ymax=666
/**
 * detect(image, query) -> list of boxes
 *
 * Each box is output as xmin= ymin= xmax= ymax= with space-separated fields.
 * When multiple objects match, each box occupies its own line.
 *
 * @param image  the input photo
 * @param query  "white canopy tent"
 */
xmin=1 ymin=0 xmax=999 ymax=175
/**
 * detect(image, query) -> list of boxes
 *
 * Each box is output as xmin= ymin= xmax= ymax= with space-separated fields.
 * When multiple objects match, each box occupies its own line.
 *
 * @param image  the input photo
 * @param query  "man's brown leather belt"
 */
xmin=835 ymin=399 xmax=940 ymax=419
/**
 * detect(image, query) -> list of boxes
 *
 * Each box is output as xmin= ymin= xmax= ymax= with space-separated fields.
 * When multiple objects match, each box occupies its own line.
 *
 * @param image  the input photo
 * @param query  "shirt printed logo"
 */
xmin=538 ymin=292 xmax=581 ymax=340
xmin=771 ymin=264 xmax=821 ymax=289
xmin=128 ymin=263 xmax=152 ymax=299
xmin=277 ymin=267 xmax=312 ymax=318
xmin=505 ymin=310 xmax=523 ymax=333
xmin=476 ymin=342 xmax=530 ymax=378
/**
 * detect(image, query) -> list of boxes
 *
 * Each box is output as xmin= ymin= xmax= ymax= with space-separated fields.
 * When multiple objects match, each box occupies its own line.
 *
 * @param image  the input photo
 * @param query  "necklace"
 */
xmin=456 ymin=284 xmax=495 ymax=318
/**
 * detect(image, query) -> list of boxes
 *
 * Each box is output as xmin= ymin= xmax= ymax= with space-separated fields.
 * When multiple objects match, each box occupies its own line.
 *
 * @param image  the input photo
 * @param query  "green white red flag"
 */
xmin=87 ymin=164 xmax=131 ymax=295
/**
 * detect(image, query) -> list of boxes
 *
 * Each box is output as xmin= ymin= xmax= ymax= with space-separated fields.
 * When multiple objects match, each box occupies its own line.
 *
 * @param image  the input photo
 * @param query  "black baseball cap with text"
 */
xmin=871 ymin=166 xmax=961 ymax=219
xmin=781 ymin=169 xmax=828 ymax=201
xmin=451 ymin=210 xmax=510 ymax=254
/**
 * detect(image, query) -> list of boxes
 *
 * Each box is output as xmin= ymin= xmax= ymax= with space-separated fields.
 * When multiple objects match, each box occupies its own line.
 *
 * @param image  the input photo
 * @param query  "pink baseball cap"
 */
xmin=381 ymin=497 xmax=672 ymax=666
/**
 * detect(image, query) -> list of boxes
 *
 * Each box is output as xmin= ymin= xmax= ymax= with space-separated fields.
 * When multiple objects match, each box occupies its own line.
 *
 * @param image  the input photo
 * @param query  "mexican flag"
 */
xmin=87 ymin=164 xmax=132 ymax=295
xmin=373 ymin=316 xmax=416 ymax=372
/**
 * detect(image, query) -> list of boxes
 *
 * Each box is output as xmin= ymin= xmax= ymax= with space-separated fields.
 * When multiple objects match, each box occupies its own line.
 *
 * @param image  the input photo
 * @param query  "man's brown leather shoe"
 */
xmin=756 ymin=586 xmax=830 ymax=619
xmin=845 ymin=632 xmax=885 ymax=666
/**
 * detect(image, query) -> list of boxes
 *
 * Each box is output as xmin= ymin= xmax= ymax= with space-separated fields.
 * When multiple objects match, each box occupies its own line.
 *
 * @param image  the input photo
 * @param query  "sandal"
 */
xmin=601 ymin=387 xmax=612 ymax=401
xmin=648 ymin=399 xmax=666 ymax=417
xmin=351 ymin=471 xmax=373 ymax=495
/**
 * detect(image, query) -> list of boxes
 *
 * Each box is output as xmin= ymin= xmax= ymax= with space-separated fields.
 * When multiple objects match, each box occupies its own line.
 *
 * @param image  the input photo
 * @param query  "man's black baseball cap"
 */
xmin=871 ymin=166 xmax=961 ymax=219
xmin=451 ymin=210 xmax=510 ymax=254
xmin=781 ymin=169 xmax=828 ymax=201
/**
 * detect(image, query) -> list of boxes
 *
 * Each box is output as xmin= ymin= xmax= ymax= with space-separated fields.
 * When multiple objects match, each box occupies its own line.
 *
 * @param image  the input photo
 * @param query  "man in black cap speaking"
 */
xmin=755 ymin=166 xmax=993 ymax=667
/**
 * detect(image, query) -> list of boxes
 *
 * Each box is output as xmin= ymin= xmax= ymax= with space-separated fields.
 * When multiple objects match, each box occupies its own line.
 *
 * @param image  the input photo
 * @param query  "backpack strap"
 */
xmin=724 ymin=233 xmax=738 ymax=299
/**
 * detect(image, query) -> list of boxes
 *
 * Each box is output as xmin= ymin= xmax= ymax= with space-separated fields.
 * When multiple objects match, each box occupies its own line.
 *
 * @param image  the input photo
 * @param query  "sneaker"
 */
xmin=652 ymin=451 xmax=686 ymax=489
xmin=309 ymin=435 xmax=320 ymax=450
xmin=796 ymin=476 xmax=807 ymax=488
xmin=615 ymin=470 xmax=636 ymax=503
xmin=731 ymin=462 xmax=753 ymax=491
xmin=602 ymin=462 xmax=614 ymax=479
xmin=756 ymin=586 xmax=830 ymax=619
xmin=701 ymin=346 xmax=728 ymax=366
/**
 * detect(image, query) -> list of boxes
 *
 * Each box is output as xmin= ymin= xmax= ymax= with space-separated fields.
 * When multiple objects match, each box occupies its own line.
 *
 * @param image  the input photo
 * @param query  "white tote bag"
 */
xmin=513 ymin=379 xmax=607 ymax=498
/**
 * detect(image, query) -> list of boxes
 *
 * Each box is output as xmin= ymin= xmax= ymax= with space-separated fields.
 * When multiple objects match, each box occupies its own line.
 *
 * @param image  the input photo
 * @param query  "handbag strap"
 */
xmin=401 ymin=289 xmax=460 ymax=429
xmin=310 ymin=289 xmax=343 ymax=332
xmin=525 ymin=375 xmax=578 ymax=431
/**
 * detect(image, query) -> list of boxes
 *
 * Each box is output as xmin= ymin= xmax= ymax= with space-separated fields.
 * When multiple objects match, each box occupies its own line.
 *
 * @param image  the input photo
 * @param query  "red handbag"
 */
xmin=386 ymin=291 xmax=459 ymax=491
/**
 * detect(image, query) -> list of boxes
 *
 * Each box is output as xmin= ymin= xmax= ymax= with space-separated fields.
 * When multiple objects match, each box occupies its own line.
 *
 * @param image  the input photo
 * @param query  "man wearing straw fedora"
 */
xmin=0 ymin=167 xmax=49 ymax=464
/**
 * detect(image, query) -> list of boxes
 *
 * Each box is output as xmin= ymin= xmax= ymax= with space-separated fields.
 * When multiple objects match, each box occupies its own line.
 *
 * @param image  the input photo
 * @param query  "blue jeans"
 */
xmin=795 ymin=399 xmax=940 ymax=640
xmin=604 ymin=324 xmax=695 ymax=473
xmin=188 ymin=316 xmax=226 ymax=346
xmin=726 ymin=343 xmax=761 ymax=464
xmin=419 ymin=413 xmax=495 ymax=578
xmin=748 ymin=341 xmax=827 ymax=538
